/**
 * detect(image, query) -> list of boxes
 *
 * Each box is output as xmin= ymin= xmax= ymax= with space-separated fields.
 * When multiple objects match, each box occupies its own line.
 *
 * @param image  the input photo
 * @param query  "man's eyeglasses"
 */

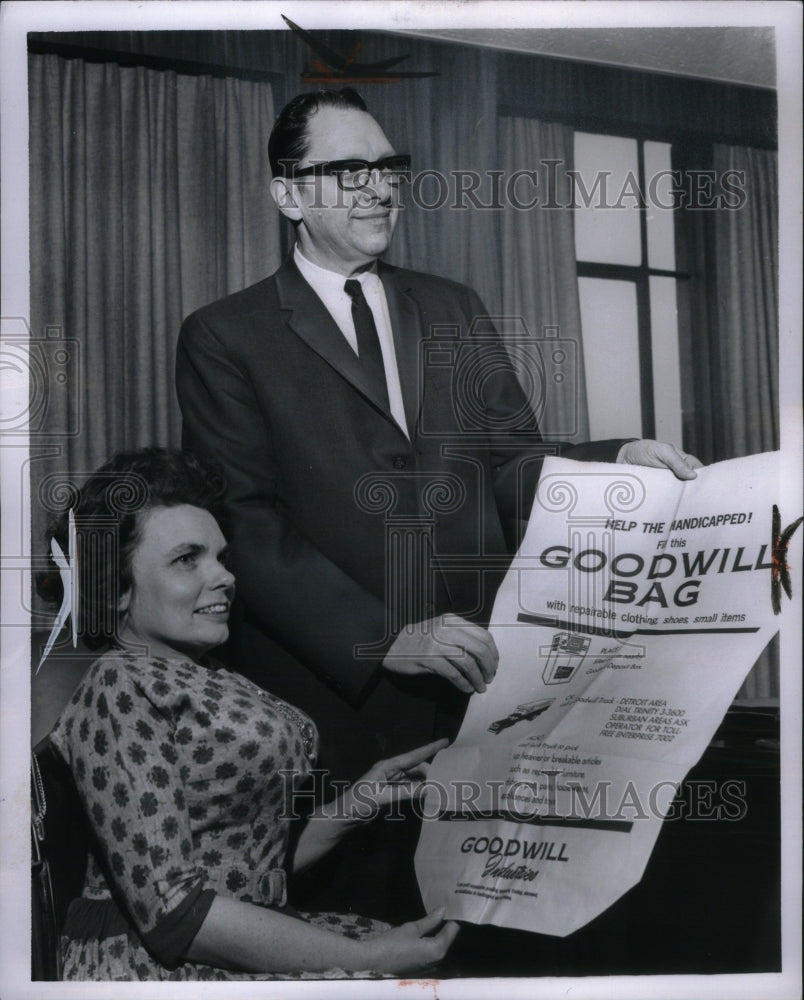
xmin=290 ymin=155 xmax=411 ymax=191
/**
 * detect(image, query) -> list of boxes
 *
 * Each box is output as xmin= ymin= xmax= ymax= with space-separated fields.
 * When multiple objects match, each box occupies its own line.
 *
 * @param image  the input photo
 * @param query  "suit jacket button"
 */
xmin=393 ymin=456 xmax=407 ymax=469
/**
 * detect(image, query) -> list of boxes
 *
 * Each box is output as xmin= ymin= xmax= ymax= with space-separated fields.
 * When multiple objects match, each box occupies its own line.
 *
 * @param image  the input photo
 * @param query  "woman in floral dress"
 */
xmin=44 ymin=448 xmax=456 ymax=980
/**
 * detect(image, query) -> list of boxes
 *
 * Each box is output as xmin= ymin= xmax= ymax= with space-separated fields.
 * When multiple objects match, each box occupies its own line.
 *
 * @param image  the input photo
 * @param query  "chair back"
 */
xmin=31 ymin=744 xmax=89 ymax=980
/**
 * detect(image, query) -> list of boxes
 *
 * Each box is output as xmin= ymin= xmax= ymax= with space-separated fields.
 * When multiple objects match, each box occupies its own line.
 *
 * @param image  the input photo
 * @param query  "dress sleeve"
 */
xmin=52 ymin=659 xmax=215 ymax=966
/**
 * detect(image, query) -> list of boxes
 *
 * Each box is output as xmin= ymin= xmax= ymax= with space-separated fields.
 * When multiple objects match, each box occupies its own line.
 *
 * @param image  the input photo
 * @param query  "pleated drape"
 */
xmin=713 ymin=144 xmax=779 ymax=460
xmin=498 ymin=117 xmax=590 ymax=444
xmin=28 ymin=54 xmax=279 ymax=565
xmin=713 ymin=145 xmax=780 ymax=700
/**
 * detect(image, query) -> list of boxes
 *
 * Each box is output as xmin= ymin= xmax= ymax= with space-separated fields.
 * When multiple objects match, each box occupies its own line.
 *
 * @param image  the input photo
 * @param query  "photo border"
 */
xmin=2 ymin=3 xmax=801 ymax=998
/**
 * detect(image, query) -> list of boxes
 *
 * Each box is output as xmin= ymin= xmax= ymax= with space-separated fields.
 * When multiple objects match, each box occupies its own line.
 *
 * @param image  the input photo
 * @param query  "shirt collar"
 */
xmin=294 ymin=245 xmax=379 ymax=295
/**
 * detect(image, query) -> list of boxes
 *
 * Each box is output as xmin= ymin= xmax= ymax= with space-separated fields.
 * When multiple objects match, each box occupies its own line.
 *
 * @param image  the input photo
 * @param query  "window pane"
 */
xmin=649 ymin=276 xmax=682 ymax=445
xmin=644 ymin=142 xmax=676 ymax=271
xmin=578 ymin=278 xmax=642 ymax=438
xmin=574 ymin=132 xmax=641 ymax=266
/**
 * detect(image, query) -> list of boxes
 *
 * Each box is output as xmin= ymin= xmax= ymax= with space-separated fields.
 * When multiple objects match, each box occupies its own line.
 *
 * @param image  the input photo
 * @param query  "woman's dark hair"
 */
xmin=39 ymin=448 xmax=227 ymax=649
xmin=268 ymin=88 xmax=368 ymax=177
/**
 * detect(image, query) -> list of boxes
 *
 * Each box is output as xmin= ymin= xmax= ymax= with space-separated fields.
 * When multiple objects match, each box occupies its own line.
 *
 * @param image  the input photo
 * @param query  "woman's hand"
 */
xmin=293 ymin=738 xmax=449 ymax=871
xmin=338 ymin=737 xmax=449 ymax=823
xmin=362 ymin=907 xmax=459 ymax=975
xmin=187 ymin=896 xmax=458 ymax=976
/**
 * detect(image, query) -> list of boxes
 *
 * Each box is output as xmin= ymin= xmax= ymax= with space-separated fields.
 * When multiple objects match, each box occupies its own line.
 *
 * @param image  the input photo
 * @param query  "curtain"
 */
xmin=498 ymin=117 xmax=590 ymax=444
xmin=673 ymin=141 xmax=723 ymax=467
xmin=32 ymin=30 xmax=778 ymax=149
xmin=674 ymin=144 xmax=779 ymax=463
xmin=714 ymin=145 xmax=779 ymax=700
xmin=712 ymin=144 xmax=779 ymax=459
xmin=674 ymin=143 xmax=779 ymax=699
xmin=28 ymin=53 xmax=279 ymax=574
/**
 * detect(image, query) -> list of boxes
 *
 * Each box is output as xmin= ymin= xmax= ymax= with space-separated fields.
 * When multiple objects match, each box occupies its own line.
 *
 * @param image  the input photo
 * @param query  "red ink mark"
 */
xmin=398 ymin=979 xmax=440 ymax=998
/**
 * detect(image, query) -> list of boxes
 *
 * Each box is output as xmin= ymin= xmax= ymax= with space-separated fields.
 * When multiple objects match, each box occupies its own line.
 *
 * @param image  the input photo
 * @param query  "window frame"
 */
xmin=574 ymin=133 xmax=690 ymax=440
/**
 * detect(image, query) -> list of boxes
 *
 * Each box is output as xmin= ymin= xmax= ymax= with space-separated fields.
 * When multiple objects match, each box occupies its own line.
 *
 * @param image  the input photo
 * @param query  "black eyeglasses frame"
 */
xmin=288 ymin=154 xmax=412 ymax=190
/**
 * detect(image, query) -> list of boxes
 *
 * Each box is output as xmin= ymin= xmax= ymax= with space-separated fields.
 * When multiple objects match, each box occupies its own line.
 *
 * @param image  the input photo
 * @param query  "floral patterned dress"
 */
xmin=49 ymin=649 xmax=388 ymax=980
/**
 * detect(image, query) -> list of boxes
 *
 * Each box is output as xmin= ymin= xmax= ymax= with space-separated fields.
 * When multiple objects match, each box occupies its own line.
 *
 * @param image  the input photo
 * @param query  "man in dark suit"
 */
xmin=176 ymin=89 xmax=700 ymax=918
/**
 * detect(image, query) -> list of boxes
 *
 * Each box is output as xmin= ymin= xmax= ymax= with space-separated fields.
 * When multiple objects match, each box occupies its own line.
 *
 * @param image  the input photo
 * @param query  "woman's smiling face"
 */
xmin=118 ymin=504 xmax=235 ymax=660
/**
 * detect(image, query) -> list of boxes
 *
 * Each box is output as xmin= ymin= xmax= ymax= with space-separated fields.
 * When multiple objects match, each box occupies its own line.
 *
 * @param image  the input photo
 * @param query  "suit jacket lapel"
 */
xmin=274 ymin=257 xmax=396 ymax=422
xmin=380 ymin=263 xmax=425 ymax=436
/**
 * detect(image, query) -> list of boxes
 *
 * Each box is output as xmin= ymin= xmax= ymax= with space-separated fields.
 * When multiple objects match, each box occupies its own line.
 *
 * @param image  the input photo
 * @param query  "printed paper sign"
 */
xmin=415 ymin=451 xmax=797 ymax=936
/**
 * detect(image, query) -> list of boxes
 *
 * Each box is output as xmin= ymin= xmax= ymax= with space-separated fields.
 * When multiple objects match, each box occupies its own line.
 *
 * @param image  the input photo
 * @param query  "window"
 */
xmin=573 ymin=132 xmax=683 ymax=444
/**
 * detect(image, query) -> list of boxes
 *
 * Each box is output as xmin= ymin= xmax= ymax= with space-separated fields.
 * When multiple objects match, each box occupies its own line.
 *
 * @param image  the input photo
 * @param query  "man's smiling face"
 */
xmin=285 ymin=107 xmax=400 ymax=275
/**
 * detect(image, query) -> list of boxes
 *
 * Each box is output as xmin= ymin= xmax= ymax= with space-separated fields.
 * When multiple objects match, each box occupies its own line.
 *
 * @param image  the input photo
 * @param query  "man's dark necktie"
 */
xmin=344 ymin=278 xmax=389 ymax=409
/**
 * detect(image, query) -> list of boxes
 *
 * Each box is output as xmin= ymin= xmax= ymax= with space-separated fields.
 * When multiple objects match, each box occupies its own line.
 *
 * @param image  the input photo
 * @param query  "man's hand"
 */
xmin=382 ymin=613 xmax=498 ymax=694
xmin=617 ymin=439 xmax=703 ymax=480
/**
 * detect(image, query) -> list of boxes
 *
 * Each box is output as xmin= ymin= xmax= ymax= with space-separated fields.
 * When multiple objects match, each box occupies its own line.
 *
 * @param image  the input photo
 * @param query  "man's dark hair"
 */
xmin=40 ymin=448 xmax=227 ymax=649
xmin=268 ymin=88 xmax=368 ymax=178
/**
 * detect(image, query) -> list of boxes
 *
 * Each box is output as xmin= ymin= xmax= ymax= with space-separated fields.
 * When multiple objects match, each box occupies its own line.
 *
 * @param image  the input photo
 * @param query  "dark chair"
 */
xmin=31 ymin=742 xmax=88 ymax=980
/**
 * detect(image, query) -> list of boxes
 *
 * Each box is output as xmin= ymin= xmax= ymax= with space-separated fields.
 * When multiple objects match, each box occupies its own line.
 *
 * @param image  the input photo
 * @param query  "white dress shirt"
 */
xmin=293 ymin=246 xmax=410 ymax=439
